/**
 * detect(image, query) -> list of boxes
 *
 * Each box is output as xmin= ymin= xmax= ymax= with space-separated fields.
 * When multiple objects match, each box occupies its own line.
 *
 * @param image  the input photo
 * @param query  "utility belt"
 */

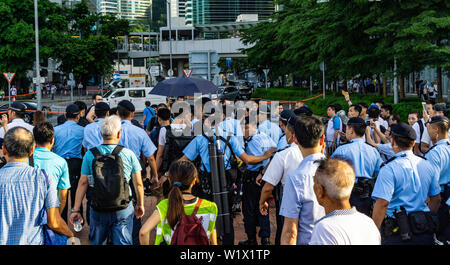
xmin=381 ymin=211 xmax=439 ymax=241
xmin=242 ymin=169 xmax=261 ymax=184
xmin=352 ymin=177 xmax=375 ymax=199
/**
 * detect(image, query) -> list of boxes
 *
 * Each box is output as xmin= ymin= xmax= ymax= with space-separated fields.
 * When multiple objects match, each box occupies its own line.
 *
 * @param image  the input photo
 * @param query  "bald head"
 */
xmin=314 ymin=158 xmax=355 ymax=201
xmin=3 ymin=127 xmax=34 ymax=159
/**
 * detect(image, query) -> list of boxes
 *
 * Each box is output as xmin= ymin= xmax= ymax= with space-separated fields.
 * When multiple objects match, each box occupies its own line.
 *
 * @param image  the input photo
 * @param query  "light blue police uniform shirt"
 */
xmin=218 ymin=117 xmax=244 ymax=147
xmin=82 ymin=118 xmax=104 ymax=151
xmin=81 ymin=145 xmax=142 ymax=196
xmin=54 ymin=120 xmax=85 ymax=159
xmin=119 ymin=120 xmax=157 ymax=159
xmin=258 ymin=119 xmax=283 ymax=145
xmin=372 ymin=150 xmax=441 ymax=217
xmin=280 ymin=153 xmax=326 ymax=245
xmin=245 ymin=131 xmax=277 ymax=172
xmin=424 ymin=139 xmax=450 ymax=190
xmin=183 ymin=127 xmax=244 ymax=173
xmin=0 ymin=163 xmax=60 ymax=245
xmin=32 ymin=147 xmax=71 ymax=190
xmin=277 ymin=134 xmax=289 ymax=151
xmin=331 ymin=137 xmax=382 ymax=180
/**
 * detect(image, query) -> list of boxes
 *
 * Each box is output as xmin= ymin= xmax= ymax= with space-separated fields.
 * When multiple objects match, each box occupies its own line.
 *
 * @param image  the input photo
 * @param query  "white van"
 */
xmin=103 ymin=87 xmax=167 ymax=111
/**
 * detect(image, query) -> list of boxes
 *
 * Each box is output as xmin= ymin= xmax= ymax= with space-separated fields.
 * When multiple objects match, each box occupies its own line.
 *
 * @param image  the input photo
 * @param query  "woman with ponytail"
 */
xmin=139 ymin=160 xmax=218 ymax=245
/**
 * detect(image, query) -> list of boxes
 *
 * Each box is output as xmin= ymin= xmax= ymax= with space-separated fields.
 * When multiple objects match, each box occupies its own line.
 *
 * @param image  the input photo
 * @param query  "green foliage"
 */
xmin=241 ymin=0 xmax=450 ymax=96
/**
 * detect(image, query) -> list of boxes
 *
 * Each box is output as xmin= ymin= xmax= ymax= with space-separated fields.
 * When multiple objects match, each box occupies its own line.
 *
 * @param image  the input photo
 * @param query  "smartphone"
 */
xmin=421 ymin=102 xmax=429 ymax=115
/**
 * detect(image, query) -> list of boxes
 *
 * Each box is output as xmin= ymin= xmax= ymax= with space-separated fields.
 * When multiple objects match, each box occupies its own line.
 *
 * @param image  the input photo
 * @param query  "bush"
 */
xmin=252 ymin=87 xmax=448 ymax=122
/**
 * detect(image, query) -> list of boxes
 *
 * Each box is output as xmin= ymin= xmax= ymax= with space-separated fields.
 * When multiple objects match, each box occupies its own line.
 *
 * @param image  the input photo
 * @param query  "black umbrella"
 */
xmin=149 ymin=77 xmax=219 ymax=97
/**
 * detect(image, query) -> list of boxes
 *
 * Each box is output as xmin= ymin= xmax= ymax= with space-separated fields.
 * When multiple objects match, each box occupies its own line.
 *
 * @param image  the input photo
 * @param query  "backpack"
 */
xmin=89 ymin=145 xmax=131 ymax=212
xmin=170 ymin=198 xmax=209 ymax=245
xmin=161 ymin=126 xmax=195 ymax=173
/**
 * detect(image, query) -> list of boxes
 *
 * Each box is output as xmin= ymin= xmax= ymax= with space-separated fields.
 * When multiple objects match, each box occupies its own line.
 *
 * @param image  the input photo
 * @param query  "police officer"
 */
xmin=54 ymin=104 xmax=85 ymax=223
xmin=82 ymin=102 xmax=110 ymax=150
xmin=257 ymin=106 xmax=283 ymax=146
xmin=331 ymin=117 xmax=382 ymax=216
xmin=116 ymin=100 xmax=158 ymax=245
xmin=180 ymin=107 xmax=276 ymax=245
xmin=218 ymin=105 xmax=244 ymax=147
xmin=424 ymin=116 xmax=450 ymax=242
xmin=257 ymin=110 xmax=303 ymax=245
xmin=372 ymin=123 xmax=441 ymax=245
xmin=239 ymin=116 xmax=277 ymax=245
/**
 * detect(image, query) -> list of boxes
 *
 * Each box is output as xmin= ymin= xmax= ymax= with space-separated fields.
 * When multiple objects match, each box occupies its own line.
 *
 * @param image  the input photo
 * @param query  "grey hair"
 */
xmin=314 ymin=158 xmax=355 ymax=201
xmin=100 ymin=115 xmax=121 ymax=139
xmin=3 ymin=127 xmax=34 ymax=158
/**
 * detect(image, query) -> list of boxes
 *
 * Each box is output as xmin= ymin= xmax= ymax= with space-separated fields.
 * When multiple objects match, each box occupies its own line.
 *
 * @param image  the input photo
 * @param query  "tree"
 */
xmin=0 ymin=0 xmax=68 ymax=92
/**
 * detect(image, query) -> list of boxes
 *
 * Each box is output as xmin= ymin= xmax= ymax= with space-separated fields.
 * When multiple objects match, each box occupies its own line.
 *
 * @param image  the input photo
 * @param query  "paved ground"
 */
xmin=66 ymin=193 xmax=278 ymax=245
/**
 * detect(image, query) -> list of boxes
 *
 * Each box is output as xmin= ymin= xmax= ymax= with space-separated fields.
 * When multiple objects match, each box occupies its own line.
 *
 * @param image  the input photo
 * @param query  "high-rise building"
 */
xmin=97 ymin=0 xmax=119 ymax=16
xmin=117 ymin=0 xmax=152 ymax=20
xmin=186 ymin=0 xmax=274 ymax=25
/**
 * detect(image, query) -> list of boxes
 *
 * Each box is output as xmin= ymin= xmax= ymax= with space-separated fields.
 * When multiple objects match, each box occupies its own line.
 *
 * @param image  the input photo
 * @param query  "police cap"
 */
xmin=9 ymin=102 xmax=26 ymax=112
xmin=426 ymin=115 xmax=449 ymax=125
xmin=391 ymin=123 xmax=416 ymax=141
xmin=118 ymin=100 xmax=135 ymax=112
xmin=280 ymin=110 xmax=295 ymax=123
xmin=293 ymin=106 xmax=313 ymax=116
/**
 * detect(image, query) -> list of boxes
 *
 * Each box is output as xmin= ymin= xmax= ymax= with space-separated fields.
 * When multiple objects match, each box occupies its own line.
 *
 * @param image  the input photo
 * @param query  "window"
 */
xmin=111 ymin=91 xmax=125 ymax=98
xmin=129 ymin=90 xmax=145 ymax=98
xmin=225 ymin=87 xmax=237 ymax=93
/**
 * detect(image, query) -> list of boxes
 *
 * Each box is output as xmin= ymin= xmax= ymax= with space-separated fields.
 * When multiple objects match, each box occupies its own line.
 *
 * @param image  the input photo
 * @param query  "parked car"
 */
xmin=0 ymin=102 xmax=51 ymax=124
xmin=238 ymin=87 xmax=252 ymax=100
xmin=103 ymin=87 xmax=167 ymax=111
xmin=217 ymin=86 xmax=240 ymax=101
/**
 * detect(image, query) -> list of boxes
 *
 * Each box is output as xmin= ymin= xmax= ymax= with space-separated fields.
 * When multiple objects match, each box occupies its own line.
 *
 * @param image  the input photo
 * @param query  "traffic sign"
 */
xmin=3 ymin=72 xmax=15 ymax=84
xmin=33 ymin=77 xmax=45 ymax=84
xmin=168 ymin=69 xmax=174 ymax=77
xmin=149 ymin=66 xmax=159 ymax=77
xmin=183 ymin=69 xmax=193 ymax=78
xmin=113 ymin=73 xmax=121 ymax=82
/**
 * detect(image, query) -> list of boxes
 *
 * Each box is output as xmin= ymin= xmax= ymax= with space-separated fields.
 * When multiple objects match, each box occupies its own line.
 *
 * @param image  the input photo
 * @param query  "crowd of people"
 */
xmin=0 ymin=90 xmax=448 ymax=246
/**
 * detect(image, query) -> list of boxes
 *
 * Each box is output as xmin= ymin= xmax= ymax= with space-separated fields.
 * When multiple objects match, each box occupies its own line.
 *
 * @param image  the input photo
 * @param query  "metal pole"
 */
xmin=34 ymin=0 xmax=42 ymax=110
xmin=167 ymin=0 xmax=173 ymax=75
xmin=322 ymin=66 xmax=326 ymax=99
xmin=310 ymin=75 xmax=313 ymax=95
xmin=394 ymin=58 xmax=398 ymax=104
xmin=8 ymin=83 xmax=11 ymax=108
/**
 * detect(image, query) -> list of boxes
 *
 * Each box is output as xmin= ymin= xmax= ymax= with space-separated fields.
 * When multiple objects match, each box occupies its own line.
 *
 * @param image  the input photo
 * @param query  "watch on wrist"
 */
xmin=71 ymin=209 xmax=80 ymax=213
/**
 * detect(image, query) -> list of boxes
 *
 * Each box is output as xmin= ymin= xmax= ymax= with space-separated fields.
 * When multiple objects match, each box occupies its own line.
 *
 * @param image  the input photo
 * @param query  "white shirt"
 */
xmin=421 ymin=126 xmax=450 ymax=146
xmin=158 ymin=124 xmax=187 ymax=146
xmin=263 ymin=143 xmax=303 ymax=187
xmin=413 ymin=119 xmax=426 ymax=144
xmin=309 ymin=207 xmax=381 ymax=245
xmin=0 ymin=118 xmax=34 ymax=139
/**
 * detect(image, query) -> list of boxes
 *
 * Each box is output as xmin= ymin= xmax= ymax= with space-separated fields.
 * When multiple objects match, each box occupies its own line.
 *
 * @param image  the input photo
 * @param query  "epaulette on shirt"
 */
xmin=364 ymin=141 xmax=378 ymax=150
xmin=423 ymin=144 xmax=438 ymax=156
xmin=380 ymin=153 xmax=406 ymax=168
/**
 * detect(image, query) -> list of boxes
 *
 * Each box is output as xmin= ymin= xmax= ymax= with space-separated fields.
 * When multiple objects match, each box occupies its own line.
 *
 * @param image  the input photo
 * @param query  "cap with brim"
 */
xmin=66 ymin=104 xmax=80 ymax=115
xmin=280 ymin=110 xmax=295 ymax=123
xmin=118 ymin=100 xmax=135 ymax=112
xmin=95 ymin=102 xmax=110 ymax=112
xmin=294 ymin=106 xmax=313 ymax=116
xmin=391 ymin=123 xmax=416 ymax=141
xmin=9 ymin=102 xmax=26 ymax=112
xmin=368 ymin=104 xmax=379 ymax=110
xmin=426 ymin=116 xmax=449 ymax=125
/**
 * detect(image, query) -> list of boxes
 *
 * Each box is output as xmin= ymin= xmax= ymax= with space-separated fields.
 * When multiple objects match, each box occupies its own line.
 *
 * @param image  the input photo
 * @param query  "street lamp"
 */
xmin=166 ymin=0 xmax=173 ymax=77
xmin=34 ymin=0 xmax=42 ymax=110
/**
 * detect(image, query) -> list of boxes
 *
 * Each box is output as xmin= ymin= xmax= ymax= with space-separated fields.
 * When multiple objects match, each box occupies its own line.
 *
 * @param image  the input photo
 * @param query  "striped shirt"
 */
xmin=0 ymin=162 xmax=60 ymax=245
xmin=154 ymin=198 xmax=218 ymax=245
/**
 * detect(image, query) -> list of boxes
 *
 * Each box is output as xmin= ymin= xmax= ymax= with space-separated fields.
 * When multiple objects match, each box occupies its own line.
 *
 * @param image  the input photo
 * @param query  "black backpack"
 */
xmin=89 ymin=145 xmax=131 ymax=212
xmin=161 ymin=126 xmax=195 ymax=173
